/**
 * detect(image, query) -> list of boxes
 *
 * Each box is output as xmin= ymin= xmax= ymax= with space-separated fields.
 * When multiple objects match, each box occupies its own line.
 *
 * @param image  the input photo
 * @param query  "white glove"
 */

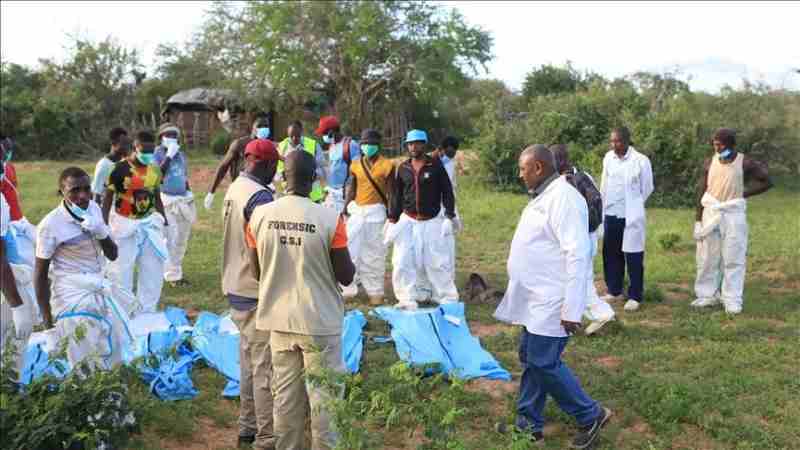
xmin=166 ymin=142 xmax=180 ymax=159
xmin=453 ymin=216 xmax=463 ymax=233
xmin=80 ymin=214 xmax=109 ymax=240
xmin=441 ymin=218 xmax=455 ymax=238
xmin=11 ymin=302 xmax=34 ymax=341
xmin=204 ymin=192 xmax=215 ymax=210
xmin=693 ymin=221 xmax=703 ymax=240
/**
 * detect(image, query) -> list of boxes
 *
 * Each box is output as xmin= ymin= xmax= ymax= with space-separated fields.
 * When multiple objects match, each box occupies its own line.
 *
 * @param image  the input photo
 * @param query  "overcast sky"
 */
xmin=2 ymin=0 xmax=798 ymax=92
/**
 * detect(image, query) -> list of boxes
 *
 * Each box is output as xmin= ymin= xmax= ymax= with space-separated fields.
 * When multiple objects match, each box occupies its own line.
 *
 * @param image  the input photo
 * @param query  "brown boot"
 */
xmin=368 ymin=295 xmax=384 ymax=306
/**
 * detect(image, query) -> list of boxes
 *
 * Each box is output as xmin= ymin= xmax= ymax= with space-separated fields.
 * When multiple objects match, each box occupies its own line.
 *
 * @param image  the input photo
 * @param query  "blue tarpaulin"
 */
xmin=371 ymin=303 xmax=511 ymax=381
xmin=342 ymin=310 xmax=367 ymax=374
xmin=190 ymin=311 xmax=241 ymax=397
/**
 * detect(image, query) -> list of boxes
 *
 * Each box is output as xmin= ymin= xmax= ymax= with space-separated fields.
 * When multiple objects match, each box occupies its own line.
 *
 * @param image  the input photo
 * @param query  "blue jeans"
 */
xmin=515 ymin=330 xmax=600 ymax=432
xmin=602 ymin=215 xmax=644 ymax=302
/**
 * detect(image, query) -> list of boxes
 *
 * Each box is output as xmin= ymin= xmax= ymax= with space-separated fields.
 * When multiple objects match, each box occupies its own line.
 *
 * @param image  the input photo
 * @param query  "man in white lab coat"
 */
xmin=599 ymin=127 xmax=654 ymax=311
xmin=495 ymin=145 xmax=611 ymax=448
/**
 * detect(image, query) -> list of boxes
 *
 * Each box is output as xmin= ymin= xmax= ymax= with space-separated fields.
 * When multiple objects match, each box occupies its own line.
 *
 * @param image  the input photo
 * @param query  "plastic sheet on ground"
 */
xmin=190 ymin=311 xmax=241 ymax=397
xmin=342 ymin=310 xmax=367 ymax=374
xmin=371 ymin=303 xmax=511 ymax=381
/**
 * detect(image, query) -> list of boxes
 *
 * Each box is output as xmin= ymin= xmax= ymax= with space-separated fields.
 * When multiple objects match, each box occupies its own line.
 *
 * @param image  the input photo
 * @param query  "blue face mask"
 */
xmin=137 ymin=152 xmax=155 ymax=165
xmin=718 ymin=148 xmax=733 ymax=160
xmin=162 ymin=137 xmax=178 ymax=147
xmin=322 ymin=134 xmax=333 ymax=145
xmin=256 ymin=127 xmax=270 ymax=140
xmin=65 ymin=200 xmax=88 ymax=219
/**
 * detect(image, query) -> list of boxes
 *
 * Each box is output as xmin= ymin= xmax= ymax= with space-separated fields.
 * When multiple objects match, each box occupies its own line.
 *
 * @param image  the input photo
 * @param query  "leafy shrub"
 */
xmin=309 ymin=361 xmax=469 ymax=450
xmin=658 ymin=232 xmax=681 ymax=251
xmin=210 ymin=129 xmax=231 ymax=156
xmin=0 ymin=341 xmax=141 ymax=450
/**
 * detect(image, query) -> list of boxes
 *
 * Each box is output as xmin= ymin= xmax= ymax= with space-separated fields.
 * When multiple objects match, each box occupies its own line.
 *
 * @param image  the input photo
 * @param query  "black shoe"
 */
xmin=169 ymin=279 xmax=190 ymax=288
xmin=495 ymin=422 xmax=544 ymax=443
xmin=238 ymin=434 xmax=255 ymax=448
xmin=572 ymin=407 xmax=612 ymax=449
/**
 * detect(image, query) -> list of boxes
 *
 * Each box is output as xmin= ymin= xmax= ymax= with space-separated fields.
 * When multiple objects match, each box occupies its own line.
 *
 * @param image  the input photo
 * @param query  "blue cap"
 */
xmin=405 ymin=129 xmax=428 ymax=144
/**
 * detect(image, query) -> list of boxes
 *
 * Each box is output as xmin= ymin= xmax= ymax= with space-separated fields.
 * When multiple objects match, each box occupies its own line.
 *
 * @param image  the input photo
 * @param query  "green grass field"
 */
xmin=12 ymin=151 xmax=800 ymax=450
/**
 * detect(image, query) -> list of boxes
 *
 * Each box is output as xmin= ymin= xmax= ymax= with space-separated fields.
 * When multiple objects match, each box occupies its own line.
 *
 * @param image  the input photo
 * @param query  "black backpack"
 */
xmin=564 ymin=167 xmax=603 ymax=233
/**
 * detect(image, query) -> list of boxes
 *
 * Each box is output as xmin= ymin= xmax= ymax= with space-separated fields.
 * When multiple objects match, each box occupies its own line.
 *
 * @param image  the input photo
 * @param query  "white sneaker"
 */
xmin=723 ymin=300 xmax=742 ymax=315
xmin=690 ymin=297 xmax=721 ymax=308
xmin=600 ymin=293 xmax=625 ymax=302
xmin=623 ymin=300 xmax=640 ymax=311
xmin=585 ymin=318 xmax=613 ymax=335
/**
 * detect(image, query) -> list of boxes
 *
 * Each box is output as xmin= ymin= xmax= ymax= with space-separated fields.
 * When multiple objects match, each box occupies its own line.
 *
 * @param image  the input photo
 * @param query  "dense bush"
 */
xmin=210 ymin=129 xmax=231 ymax=156
xmin=0 ymin=343 xmax=141 ymax=450
xmin=472 ymin=75 xmax=800 ymax=207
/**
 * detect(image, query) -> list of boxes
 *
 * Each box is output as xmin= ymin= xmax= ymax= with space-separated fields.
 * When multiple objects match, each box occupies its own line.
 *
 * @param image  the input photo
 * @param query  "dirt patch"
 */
xmin=471 ymin=322 xmax=510 ymax=338
xmin=465 ymin=378 xmax=519 ymax=401
xmin=670 ymin=424 xmax=720 ymax=450
xmin=190 ymin=167 xmax=226 ymax=192
xmin=595 ymin=355 xmax=623 ymax=370
xmin=638 ymin=319 xmax=672 ymax=329
xmin=159 ymin=417 xmax=238 ymax=450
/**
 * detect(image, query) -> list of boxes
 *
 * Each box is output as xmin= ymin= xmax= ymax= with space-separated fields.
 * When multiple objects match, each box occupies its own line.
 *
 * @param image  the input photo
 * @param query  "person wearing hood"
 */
xmin=691 ymin=128 xmax=772 ymax=314
xmin=205 ymin=115 xmax=272 ymax=210
xmin=340 ymin=128 xmax=396 ymax=304
xmin=315 ymin=116 xmax=361 ymax=214
xmin=599 ymin=127 xmax=654 ymax=312
xmin=385 ymin=129 xmax=459 ymax=310
xmin=154 ymin=123 xmax=197 ymax=287
xmin=34 ymin=167 xmax=138 ymax=370
xmin=102 ymin=130 xmax=168 ymax=313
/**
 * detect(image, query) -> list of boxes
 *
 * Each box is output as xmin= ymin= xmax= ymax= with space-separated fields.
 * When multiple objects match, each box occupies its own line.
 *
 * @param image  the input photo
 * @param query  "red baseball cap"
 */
xmin=315 ymin=115 xmax=340 ymax=136
xmin=244 ymin=139 xmax=279 ymax=162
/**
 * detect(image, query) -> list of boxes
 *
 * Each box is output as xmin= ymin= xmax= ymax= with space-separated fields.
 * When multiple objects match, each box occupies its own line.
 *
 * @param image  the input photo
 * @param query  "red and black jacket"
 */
xmin=389 ymin=155 xmax=455 ymax=222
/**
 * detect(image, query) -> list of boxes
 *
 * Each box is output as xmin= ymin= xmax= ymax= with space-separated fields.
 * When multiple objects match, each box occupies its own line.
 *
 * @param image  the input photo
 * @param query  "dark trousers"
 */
xmin=602 ymin=215 xmax=644 ymax=302
xmin=515 ymin=330 xmax=600 ymax=432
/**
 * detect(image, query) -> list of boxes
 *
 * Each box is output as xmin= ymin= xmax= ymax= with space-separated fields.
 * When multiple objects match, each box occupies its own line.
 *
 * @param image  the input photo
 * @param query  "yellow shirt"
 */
xmin=350 ymin=156 xmax=394 ymax=206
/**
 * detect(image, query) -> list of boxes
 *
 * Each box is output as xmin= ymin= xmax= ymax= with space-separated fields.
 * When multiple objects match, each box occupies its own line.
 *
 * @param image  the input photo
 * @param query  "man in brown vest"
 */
xmin=222 ymin=139 xmax=279 ymax=449
xmin=247 ymin=150 xmax=354 ymax=450
xmin=692 ymin=128 xmax=772 ymax=314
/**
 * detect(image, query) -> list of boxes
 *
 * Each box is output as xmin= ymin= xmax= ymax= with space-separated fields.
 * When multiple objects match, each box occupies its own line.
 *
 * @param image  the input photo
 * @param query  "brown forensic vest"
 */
xmin=250 ymin=195 xmax=343 ymax=335
xmin=707 ymin=153 xmax=744 ymax=202
xmin=221 ymin=175 xmax=267 ymax=299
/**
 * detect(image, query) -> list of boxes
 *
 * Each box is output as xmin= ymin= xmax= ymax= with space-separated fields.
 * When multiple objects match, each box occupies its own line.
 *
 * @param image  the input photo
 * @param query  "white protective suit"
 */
xmin=343 ymin=202 xmax=388 ymax=297
xmin=693 ymin=192 xmax=748 ymax=311
xmin=107 ymin=212 xmax=168 ymax=312
xmin=161 ymin=192 xmax=197 ymax=282
xmin=583 ymin=231 xmax=616 ymax=323
xmin=600 ymin=147 xmax=654 ymax=253
xmin=49 ymin=272 xmax=139 ymax=370
xmin=323 ymin=186 xmax=346 ymax=214
xmin=385 ymin=213 xmax=458 ymax=308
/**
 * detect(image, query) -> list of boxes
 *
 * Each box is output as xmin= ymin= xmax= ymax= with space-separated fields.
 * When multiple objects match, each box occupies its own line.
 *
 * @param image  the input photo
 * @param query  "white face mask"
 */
xmin=162 ymin=137 xmax=178 ymax=147
xmin=322 ymin=134 xmax=333 ymax=144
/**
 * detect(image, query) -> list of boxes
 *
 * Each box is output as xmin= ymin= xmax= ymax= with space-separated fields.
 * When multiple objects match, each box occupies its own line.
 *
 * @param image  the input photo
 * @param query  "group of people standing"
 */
xmin=214 ymin=114 xmax=463 ymax=449
xmin=0 ymin=118 xmax=773 ymax=449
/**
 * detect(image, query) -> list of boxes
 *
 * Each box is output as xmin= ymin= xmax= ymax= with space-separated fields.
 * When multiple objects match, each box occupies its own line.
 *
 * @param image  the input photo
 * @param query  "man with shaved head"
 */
xmin=551 ymin=144 xmax=616 ymax=335
xmin=246 ymin=149 xmax=355 ymax=450
xmin=495 ymin=145 xmax=611 ymax=448
xmin=692 ymin=128 xmax=772 ymax=314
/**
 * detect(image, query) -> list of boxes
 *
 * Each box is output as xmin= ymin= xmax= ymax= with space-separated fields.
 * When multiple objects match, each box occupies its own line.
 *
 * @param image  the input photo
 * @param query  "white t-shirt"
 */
xmin=91 ymin=157 xmax=116 ymax=196
xmin=494 ymin=176 xmax=591 ymax=337
xmin=602 ymin=149 xmax=631 ymax=218
xmin=36 ymin=202 xmax=106 ymax=276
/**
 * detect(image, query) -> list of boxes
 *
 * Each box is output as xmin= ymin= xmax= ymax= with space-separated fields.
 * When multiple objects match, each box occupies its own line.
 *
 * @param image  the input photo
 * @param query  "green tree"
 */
xmin=522 ymin=62 xmax=584 ymax=100
xmin=199 ymin=0 xmax=492 ymax=131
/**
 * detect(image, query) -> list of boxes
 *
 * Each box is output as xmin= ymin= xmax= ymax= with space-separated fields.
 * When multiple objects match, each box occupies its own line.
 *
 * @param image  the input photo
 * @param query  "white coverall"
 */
xmin=385 ymin=213 xmax=459 ymax=308
xmin=343 ymin=203 xmax=388 ymax=298
xmin=583 ymin=231 xmax=615 ymax=323
xmin=49 ymin=272 xmax=138 ymax=370
xmin=107 ymin=212 xmax=168 ymax=313
xmin=693 ymin=192 xmax=748 ymax=311
xmin=161 ymin=192 xmax=197 ymax=282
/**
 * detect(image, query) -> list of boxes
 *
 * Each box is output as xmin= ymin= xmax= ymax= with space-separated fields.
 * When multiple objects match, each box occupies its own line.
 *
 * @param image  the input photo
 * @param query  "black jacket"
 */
xmin=389 ymin=156 xmax=455 ymax=221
